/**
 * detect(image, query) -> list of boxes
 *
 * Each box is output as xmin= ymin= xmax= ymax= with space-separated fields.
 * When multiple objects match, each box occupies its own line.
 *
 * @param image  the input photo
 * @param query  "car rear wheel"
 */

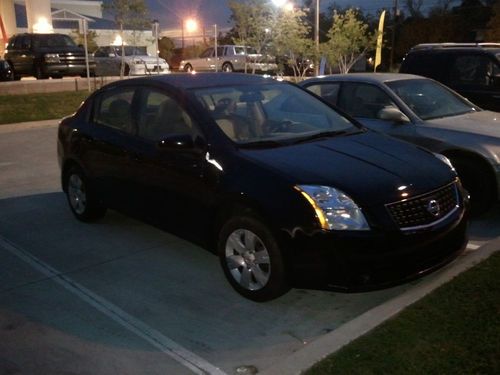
xmin=222 ymin=62 xmax=233 ymax=72
xmin=65 ymin=166 xmax=106 ymax=222
xmin=218 ymin=215 xmax=289 ymax=301
xmin=184 ymin=64 xmax=193 ymax=73
xmin=450 ymin=156 xmax=495 ymax=216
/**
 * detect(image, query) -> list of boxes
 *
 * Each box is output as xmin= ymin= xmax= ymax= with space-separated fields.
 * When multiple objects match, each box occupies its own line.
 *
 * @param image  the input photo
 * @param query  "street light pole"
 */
xmin=152 ymin=20 xmax=159 ymax=75
xmin=214 ymin=24 xmax=218 ymax=72
xmin=315 ymin=0 xmax=319 ymax=76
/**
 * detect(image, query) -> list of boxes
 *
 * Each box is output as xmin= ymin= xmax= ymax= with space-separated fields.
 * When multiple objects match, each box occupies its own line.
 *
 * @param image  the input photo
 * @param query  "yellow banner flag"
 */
xmin=374 ymin=10 xmax=386 ymax=72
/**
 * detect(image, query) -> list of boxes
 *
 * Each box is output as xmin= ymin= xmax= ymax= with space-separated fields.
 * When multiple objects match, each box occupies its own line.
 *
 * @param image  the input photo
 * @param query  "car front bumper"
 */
xmin=43 ymin=63 xmax=96 ymax=76
xmin=282 ymin=206 xmax=468 ymax=292
xmin=130 ymin=63 xmax=169 ymax=75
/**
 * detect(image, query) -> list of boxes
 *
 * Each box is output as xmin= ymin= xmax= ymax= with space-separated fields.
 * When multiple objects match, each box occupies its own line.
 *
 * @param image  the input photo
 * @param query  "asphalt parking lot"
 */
xmin=1 ymin=123 xmax=499 ymax=375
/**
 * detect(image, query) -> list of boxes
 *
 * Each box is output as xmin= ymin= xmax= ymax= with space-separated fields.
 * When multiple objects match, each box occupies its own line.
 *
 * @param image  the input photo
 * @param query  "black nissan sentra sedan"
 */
xmin=57 ymin=73 xmax=469 ymax=301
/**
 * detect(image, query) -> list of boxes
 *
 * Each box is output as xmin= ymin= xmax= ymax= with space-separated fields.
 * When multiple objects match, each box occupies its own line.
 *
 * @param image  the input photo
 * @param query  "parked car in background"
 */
xmin=58 ymin=73 xmax=468 ymax=301
xmin=0 ymin=59 xmax=14 ymax=81
xmin=93 ymin=45 xmax=169 ymax=76
xmin=4 ymin=33 xmax=95 ymax=79
xmin=400 ymin=43 xmax=500 ymax=112
xmin=300 ymin=73 xmax=500 ymax=214
xmin=179 ymin=45 xmax=277 ymax=73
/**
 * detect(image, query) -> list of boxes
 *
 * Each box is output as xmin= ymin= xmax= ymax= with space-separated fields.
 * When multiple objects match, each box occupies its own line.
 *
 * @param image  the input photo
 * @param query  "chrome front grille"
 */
xmin=386 ymin=181 xmax=460 ymax=230
xmin=59 ymin=53 xmax=86 ymax=65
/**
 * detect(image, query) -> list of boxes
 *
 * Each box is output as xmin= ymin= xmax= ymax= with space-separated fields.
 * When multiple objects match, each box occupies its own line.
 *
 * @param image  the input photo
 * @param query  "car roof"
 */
xmin=102 ymin=73 xmax=274 ymax=91
xmin=300 ymin=73 xmax=426 ymax=85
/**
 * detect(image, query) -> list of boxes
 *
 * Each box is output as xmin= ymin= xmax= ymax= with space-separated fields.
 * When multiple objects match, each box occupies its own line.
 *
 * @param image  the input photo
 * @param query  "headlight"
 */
xmin=434 ymin=153 xmax=455 ymax=171
xmin=296 ymin=185 xmax=369 ymax=231
xmin=44 ymin=53 xmax=60 ymax=63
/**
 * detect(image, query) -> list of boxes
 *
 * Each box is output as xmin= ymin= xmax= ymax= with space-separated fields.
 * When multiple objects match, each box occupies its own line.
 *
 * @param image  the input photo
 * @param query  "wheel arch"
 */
xmin=61 ymin=158 xmax=83 ymax=192
xmin=441 ymin=148 xmax=498 ymax=201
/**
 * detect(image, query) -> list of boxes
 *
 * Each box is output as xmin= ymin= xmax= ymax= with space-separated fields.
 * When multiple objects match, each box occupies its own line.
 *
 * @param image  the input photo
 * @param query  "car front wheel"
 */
xmin=65 ymin=166 xmax=106 ymax=222
xmin=450 ymin=156 xmax=495 ymax=216
xmin=218 ymin=215 xmax=289 ymax=301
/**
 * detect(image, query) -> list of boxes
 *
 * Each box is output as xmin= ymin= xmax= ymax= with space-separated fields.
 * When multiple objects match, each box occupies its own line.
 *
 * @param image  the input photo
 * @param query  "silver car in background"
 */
xmin=300 ymin=73 xmax=500 ymax=215
xmin=179 ymin=45 xmax=277 ymax=73
xmin=94 ymin=45 xmax=169 ymax=76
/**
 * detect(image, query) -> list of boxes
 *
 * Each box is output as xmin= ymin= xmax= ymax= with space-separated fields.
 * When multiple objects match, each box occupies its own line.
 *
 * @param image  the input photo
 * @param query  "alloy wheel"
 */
xmin=224 ymin=229 xmax=271 ymax=291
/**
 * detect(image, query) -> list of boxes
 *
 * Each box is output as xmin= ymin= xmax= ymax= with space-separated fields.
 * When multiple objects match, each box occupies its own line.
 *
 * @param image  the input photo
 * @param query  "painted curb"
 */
xmin=259 ymin=238 xmax=500 ymax=375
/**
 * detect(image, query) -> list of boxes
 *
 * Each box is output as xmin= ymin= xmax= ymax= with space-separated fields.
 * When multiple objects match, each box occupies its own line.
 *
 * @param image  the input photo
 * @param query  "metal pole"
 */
xmin=214 ymin=24 xmax=218 ymax=72
xmin=153 ymin=21 xmax=159 ymax=75
xmin=82 ymin=19 xmax=91 ymax=92
xmin=181 ymin=21 xmax=184 ymax=51
xmin=315 ymin=0 xmax=319 ymax=76
xmin=390 ymin=0 xmax=398 ymax=72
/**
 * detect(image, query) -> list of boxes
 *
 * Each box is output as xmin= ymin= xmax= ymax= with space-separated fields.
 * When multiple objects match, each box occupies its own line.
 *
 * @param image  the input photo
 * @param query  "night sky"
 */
xmin=118 ymin=0 xmax=463 ymax=30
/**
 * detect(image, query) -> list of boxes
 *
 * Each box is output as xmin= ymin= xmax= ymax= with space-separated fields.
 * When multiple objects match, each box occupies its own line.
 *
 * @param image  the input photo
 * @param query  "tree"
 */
xmin=322 ymin=9 xmax=376 ymax=74
xmin=103 ymin=0 xmax=150 ymax=78
xmin=228 ymin=0 xmax=274 ymax=73
xmin=405 ymin=0 xmax=424 ymax=18
xmin=70 ymin=29 xmax=98 ymax=52
xmin=158 ymin=36 xmax=175 ymax=62
xmin=273 ymin=7 xmax=314 ymax=80
xmin=485 ymin=1 xmax=500 ymax=40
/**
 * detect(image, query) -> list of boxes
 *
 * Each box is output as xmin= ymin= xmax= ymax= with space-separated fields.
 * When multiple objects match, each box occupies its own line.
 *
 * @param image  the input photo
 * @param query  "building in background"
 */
xmin=1 ymin=0 xmax=155 ymax=57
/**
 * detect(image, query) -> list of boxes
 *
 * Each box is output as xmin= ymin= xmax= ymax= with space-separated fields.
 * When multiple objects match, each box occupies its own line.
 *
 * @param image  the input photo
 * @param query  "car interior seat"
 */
xmin=108 ymin=98 xmax=133 ymax=132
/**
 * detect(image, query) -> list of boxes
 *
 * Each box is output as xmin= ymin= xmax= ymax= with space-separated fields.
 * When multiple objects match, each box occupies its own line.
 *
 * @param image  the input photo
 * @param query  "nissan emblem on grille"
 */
xmin=427 ymin=199 xmax=441 ymax=217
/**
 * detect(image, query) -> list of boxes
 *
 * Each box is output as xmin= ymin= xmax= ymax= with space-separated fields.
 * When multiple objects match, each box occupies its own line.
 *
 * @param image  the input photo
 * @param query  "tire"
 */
xmin=222 ymin=62 xmax=234 ymax=72
xmin=184 ymin=64 xmax=193 ymax=73
xmin=450 ymin=156 xmax=495 ymax=216
xmin=64 ymin=166 xmax=106 ymax=222
xmin=124 ymin=64 xmax=130 ymax=76
xmin=218 ymin=215 xmax=289 ymax=301
xmin=34 ymin=64 xmax=48 ymax=80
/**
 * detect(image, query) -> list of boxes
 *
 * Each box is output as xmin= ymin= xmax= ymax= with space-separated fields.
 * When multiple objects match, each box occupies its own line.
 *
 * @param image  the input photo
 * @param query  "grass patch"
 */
xmin=307 ymin=252 xmax=500 ymax=375
xmin=0 ymin=91 xmax=90 ymax=124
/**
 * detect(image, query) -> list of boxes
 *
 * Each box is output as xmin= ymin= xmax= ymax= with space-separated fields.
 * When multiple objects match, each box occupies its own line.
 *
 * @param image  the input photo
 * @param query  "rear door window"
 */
xmin=93 ymin=88 xmax=136 ymax=134
xmin=338 ymin=82 xmax=397 ymax=119
xmin=304 ymin=83 xmax=341 ymax=106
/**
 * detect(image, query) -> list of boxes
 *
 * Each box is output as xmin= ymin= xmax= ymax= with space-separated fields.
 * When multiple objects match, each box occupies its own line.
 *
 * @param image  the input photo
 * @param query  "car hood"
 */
xmin=425 ymin=110 xmax=500 ymax=138
xmin=239 ymin=131 xmax=454 ymax=207
xmin=37 ymin=46 xmax=85 ymax=54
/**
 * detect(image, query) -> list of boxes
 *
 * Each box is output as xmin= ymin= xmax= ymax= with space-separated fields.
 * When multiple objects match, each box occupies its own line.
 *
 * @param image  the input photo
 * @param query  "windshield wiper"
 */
xmin=292 ymin=129 xmax=360 ymax=144
xmin=238 ymin=139 xmax=284 ymax=148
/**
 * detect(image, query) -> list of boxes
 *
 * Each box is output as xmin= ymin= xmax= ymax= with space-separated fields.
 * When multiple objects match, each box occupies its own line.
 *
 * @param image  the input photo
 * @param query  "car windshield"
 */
xmin=386 ymin=79 xmax=478 ymax=120
xmin=192 ymin=82 xmax=359 ymax=146
xmin=115 ymin=46 xmax=148 ymax=56
xmin=33 ymin=34 xmax=76 ymax=48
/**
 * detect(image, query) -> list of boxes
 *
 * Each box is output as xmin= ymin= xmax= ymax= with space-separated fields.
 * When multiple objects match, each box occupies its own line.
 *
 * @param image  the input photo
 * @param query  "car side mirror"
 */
xmin=378 ymin=106 xmax=410 ymax=124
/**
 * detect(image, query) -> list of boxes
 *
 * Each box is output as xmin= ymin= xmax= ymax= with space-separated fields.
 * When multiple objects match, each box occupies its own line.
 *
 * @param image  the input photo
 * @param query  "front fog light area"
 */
xmin=296 ymin=185 xmax=370 ymax=231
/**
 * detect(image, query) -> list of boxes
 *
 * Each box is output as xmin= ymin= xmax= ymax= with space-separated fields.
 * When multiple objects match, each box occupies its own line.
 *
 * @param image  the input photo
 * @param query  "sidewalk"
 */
xmin=0 ymin=119 xmax=60 ymax=134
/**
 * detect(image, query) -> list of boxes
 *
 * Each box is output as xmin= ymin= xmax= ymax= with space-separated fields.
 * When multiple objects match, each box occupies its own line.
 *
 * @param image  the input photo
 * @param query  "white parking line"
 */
xmin=0 ymin=235 xmax=227 ymax=375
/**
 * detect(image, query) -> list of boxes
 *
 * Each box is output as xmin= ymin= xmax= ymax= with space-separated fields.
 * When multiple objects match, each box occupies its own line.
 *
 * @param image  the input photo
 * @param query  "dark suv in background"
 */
xmin=400 ymin=43 xmax=500 ymax=112
xmin=4 ymin=33 xmax=95 ymax=80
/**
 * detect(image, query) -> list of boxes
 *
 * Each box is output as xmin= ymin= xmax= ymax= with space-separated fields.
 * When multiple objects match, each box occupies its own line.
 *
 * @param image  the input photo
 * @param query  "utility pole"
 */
xmin=314 ymin=0 xmax=320 ymax=76
xmin=389 ymin=0 xmax=398 ymax=71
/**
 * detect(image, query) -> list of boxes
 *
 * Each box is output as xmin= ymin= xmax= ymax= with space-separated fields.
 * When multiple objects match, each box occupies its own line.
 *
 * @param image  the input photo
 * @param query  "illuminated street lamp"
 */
xmin=182 ymin=17 xmax=198 ymax=51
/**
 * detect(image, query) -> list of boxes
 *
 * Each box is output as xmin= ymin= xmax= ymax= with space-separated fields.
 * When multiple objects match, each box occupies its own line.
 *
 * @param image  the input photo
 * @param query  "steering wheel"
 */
xmin=267 ymin=120 xmax=293 ymax=133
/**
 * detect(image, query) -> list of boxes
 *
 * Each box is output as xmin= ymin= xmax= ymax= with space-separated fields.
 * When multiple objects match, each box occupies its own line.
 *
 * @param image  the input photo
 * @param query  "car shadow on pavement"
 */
xmin=0 ymin=192 xmax=447 ymax=374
